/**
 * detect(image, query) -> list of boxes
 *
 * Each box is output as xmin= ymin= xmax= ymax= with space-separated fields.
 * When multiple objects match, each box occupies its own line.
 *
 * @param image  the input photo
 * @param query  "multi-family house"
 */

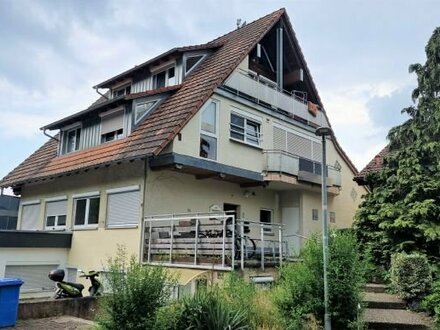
xmin=0 ymin=8 xmax=367 ymax=297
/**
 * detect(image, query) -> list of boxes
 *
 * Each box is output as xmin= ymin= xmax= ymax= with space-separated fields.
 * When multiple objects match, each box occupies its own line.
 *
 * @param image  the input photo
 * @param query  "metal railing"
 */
xmin=223 ymin=69 xmax=328 ymax=127
xmin=142 ymin=212 xmax=286 ymax=271
xmin=264 ymin=150 xmax=341 ymax=187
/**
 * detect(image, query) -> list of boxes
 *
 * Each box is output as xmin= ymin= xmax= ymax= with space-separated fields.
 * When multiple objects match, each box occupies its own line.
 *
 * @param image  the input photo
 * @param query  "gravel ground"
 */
xmin=6 ymin=316 xmax=95 ymax=329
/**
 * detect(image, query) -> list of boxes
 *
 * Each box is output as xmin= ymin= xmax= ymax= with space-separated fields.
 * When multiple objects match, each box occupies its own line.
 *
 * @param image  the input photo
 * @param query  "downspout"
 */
xmin=42 ymin=129 xmax=59 ymax=142
xmin=139 ymin=157 xmax=148 ymax=263
xmin=94 ymin=87 xmax=109 ymax=100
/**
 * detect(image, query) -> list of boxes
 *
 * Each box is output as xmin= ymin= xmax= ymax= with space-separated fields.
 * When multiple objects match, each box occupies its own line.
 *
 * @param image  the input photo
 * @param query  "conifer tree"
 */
xmin=354 ymin=27 xmax=440 ymax=268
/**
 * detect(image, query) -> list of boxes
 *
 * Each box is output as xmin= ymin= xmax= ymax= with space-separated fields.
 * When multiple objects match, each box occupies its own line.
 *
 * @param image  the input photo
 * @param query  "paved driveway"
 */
xmin=7 ymin=316 xmax=95 ymax=329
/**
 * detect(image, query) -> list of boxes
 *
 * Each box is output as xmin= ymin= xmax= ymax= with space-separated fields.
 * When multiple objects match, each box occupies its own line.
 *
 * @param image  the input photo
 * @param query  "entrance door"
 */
xmin=282 ymin=207 xmax=300 ymax=256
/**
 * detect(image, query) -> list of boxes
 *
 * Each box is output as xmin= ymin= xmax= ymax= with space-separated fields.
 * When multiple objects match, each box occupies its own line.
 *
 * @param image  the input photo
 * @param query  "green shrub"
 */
xmin=96 ymin=246 xmax=172 ymax=330
xmin=274 ymin=230 xmax=367 ymax=329
xmin=171 ymin=289 xmax=250 ymax=330
xmin=390 ymin=253 xmax=432 ymax=300
xmin=422 ymin=279 xmax=440 ymax=327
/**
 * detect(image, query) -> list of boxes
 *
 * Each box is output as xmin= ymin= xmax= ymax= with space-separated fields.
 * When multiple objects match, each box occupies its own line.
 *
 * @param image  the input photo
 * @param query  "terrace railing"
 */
xmin=142 ymin=212 xmax=285 ymax=271
xmin=223 ymin=69 xmax=328 ymax=127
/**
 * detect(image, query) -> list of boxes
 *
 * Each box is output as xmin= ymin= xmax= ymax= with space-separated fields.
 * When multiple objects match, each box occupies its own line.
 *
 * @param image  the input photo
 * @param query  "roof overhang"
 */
xmin=94 ymin=43 xmax=223 ymax=89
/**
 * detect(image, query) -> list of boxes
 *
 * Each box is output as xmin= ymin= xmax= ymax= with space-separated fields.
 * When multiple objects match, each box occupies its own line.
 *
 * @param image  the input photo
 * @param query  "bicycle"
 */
xmin=198 ymin=226 xmax=256 ymax=259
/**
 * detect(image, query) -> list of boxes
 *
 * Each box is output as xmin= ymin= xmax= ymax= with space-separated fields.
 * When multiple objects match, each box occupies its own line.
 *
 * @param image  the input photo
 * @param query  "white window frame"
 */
xmin=112 ymin=84 xmax=131 ymax=98
xmin=63 ymin=125 xmax=82 ymax=154
xmin=230 ymin=110 xmax=262 ymax=147
xmin=199 ymin=99 xmax=219 ymax=161
xmin=184 ymin=53 xmax=207 ymax=76
xmin=152 ymin=63 xmax=176 ymax=89
xmin=73 ymin=193 xmax=100 ymax=229
xmin=105 ymin=185 xmax=140 ymax=229
xmin=44 ymin=196 xmax=67 ymax=231
xmin=20 ymin=200 xmax=41 ymax=230
xmin=134 ymin=99 xmax=160 ymax=125
xmin=100 ymin=107 xmax=126 ymax=144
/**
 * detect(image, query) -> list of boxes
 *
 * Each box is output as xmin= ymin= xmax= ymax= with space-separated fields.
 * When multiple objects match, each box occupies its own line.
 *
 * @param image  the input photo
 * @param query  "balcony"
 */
xmin=141 ymin=212 xmax=286 ymax=271
xmin=223 ymin=69 xmax=328 ymax=127
xmin=264 ymin=150 xmax=341 ymax=188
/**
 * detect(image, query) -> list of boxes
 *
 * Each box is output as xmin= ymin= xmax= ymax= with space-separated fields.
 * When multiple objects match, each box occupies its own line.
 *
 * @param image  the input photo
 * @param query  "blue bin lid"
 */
xmin=0 ymin=278 xmax=24 ymax=287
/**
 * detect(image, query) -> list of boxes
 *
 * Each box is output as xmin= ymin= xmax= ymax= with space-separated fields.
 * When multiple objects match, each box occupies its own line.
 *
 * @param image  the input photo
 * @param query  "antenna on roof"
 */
xmin=236 ymin=19 xmax=246 ymax=30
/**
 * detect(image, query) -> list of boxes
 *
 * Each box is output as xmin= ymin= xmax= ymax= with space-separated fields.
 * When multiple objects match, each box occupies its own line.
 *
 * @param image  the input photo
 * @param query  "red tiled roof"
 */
xmin=354 ymin=146 xmax=389 ymax=183
xmin=1 ymin=9 xmax=285 ymax=187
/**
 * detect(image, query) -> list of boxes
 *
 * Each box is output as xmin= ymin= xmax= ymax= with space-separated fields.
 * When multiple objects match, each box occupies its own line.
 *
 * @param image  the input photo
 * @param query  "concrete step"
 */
xmin=365 ymin=283 xmax=387 ymax=293
xmin=364 ymin=308 xmax=432 ymax=330
xmin=364 ymin=292 xmax=406 ymax=309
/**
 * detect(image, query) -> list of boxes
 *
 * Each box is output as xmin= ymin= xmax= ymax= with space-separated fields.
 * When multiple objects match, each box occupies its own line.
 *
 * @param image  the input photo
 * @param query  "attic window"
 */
xmin=112 ymin=85 xmax=131 ymax=98
xmin=62 ymin=126 xmax=81 ymax=154
xmin=134 ymin=100 xmax=159 ymax=124
xmin=153 ymin=66 xmax=175 ymax=89
xmin=100 ymin=108 xmax=125 ymax=143
xmin=185 ymin=55 xmax=205 ymax=75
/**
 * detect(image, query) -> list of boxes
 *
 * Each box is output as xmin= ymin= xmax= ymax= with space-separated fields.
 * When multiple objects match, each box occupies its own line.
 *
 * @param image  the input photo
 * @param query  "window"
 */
xmin=260 ymin=209 xmax=273 ymax=232
xmin=230 ymin=113 xmax=261 ymax=146
xmin=21 ymin=202 xmax=40 ymax=230
xmin=199 ymin=101 xmax=218 ymax=160
xmin=45 ymin=199 xmax=67 ymax=230
xmin=74 ymin=196 xmax=100 ymax=228
xmin=0 ymin=216 xmax=17 ymax=230
xmin=106 ymin=186 xmax=140 ymax=228
xmin=112 ymin=85 xmax=131 ymax=98
xmin=101 ymin=108 xmax=124 ymax=143
xmin=330 ymin=212 xmax=336 ymax=224
xmin=312 ymin=209 xmax=318 ymax=221
xmin=153 ymin=66 xmax=175 ymax=89
xmin=64 ymin=127 xmax=81 ymax=153
xmin=134 ymin=100 xmax=159 ymax=124
xmin=185 ymin=55 xmax=205 ymax=75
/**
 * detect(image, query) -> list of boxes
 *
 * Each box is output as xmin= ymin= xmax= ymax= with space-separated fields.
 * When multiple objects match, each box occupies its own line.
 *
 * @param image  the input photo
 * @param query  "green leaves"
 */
xmin=354 ymin=26 xmax=440 ymax=268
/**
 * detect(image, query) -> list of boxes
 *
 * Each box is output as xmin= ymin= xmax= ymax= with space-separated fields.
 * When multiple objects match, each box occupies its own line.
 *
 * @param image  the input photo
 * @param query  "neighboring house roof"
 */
xmin=354 ymin=146 xmax=389 ymax=184
xmin=1 ymin=8 xmax=359 ymax=188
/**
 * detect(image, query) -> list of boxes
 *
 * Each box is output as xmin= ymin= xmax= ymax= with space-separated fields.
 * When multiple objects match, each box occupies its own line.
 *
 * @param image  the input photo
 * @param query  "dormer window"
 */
xmin=184 ymin=54 xmax=206 ymax=76
xmin=153 ymin=65 xmax=175 ymax=89
xmin=100 ymin=107 xmax=125 ymax=143
xmin=61 ymin=126 xmax=81 ymax=154
xmin=134 ymin=99 xmax=159 ymax=125
xmin=112 ymin=85 xmax=131 ymax=98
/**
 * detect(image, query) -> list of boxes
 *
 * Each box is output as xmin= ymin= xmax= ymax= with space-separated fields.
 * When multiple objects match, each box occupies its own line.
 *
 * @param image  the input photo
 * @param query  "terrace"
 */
xmin=141 ymin=212 xmax=287 ymax=271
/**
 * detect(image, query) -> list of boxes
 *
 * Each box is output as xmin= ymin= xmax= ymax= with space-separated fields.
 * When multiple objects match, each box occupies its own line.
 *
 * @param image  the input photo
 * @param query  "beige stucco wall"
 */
xmin=18 ymin=161 xmax=145 ymax=274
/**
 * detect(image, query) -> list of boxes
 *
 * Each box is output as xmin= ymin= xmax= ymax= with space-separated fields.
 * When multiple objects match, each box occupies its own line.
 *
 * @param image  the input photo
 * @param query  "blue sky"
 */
xmin=0 ymin=0 xmax=439 ymax=194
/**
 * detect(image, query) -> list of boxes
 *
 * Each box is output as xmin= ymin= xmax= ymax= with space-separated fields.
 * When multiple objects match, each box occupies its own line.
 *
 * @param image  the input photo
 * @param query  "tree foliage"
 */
xmin=354 ymin=27 xmax=440 ymax=268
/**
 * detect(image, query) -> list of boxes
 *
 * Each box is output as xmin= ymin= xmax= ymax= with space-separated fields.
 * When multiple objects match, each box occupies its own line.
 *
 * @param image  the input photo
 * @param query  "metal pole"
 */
xmin=321 ymin=135 xmax=331 ymax=330
xmin=194 ymin=218 xmax=199 ymax=265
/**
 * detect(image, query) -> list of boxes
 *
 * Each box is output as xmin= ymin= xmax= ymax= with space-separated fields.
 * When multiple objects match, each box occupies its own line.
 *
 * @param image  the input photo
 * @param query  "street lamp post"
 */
xmin=315 ymin=126 xmax=333 ymax=330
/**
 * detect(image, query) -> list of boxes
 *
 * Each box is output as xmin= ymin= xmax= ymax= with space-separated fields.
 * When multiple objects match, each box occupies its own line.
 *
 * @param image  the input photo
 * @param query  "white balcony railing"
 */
xmin=264 ymin=150 xmax=341 ymax=187
xmin=142 ymin=212 xmax=286 ymax=271
xmin=224 ymin=69 xmax=328 ymax=127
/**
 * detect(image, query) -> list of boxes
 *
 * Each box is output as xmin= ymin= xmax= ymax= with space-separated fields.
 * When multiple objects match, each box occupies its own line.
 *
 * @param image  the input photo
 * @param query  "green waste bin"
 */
xmin=0 ymin=278 xmax=23 ymax=328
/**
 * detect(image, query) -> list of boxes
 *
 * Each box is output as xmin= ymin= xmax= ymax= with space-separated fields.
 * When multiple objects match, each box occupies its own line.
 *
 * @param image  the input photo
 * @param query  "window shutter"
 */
xmin=287 ymin=132 xmax=311 ymax=159
xmin=107 ymin=190 xmax=140 ymax=227
xmin=273 ymin=127 xmax=286 ymax=150
xmin=46 ymin=200 xmax=67 ymax=216
xmin=5 ymin=265 xmax=57 ymax=291
xmin=101 ymin=111 xmax=124 ymax=135
xmin=21 ymin=204 xmax=40 ymax=230
xmin=312 ymin=141 xmax=322 ymax=162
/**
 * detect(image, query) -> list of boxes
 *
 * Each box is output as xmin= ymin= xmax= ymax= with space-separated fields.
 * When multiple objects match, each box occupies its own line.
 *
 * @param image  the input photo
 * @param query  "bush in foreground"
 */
xmin=390 ymin=253 xmax=432 ymax=300
xmin=274 ymin=231 xmax=367 ymax=329
xmin=422 ymin=278 xmax=440 ymax=328
xmin=97 ymin=246 xmax=172 ymax=330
